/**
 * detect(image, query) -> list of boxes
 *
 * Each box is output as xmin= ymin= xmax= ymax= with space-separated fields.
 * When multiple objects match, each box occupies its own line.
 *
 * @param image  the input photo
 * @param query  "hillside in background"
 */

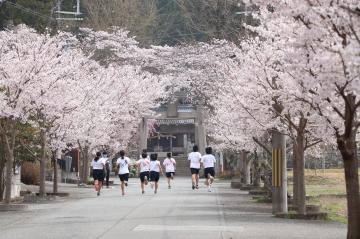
xmin=0 ymin=0 xmax=256 ymax=45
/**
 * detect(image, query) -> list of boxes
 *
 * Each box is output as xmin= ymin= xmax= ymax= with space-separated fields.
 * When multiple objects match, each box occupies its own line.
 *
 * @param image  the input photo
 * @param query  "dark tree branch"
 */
xmin=252 ymin=137 xmax=271 ymax=156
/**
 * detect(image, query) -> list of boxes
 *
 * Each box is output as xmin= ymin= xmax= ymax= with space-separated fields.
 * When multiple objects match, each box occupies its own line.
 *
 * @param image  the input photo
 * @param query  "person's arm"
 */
xmin=172 ymin=158 xmax=176 ymax=165
xmin=159 ymin=161 xmax=164 ymax=175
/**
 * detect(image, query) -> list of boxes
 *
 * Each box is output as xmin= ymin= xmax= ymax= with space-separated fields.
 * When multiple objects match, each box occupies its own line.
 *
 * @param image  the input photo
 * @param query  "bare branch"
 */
xmin=252 ymin=137 xmax=271 ymax=156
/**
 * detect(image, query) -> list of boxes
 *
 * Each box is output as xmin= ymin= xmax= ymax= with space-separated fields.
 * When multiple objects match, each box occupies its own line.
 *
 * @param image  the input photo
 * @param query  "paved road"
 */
xmin=0 ymin=177 xmax=346 ymax=239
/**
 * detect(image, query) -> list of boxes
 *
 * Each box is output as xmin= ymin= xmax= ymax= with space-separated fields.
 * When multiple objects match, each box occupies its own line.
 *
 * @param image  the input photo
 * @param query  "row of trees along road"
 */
xmin=0 ymin=1 xmax=359 ymax=238
xmin=197 ymin=2 xmax=359 ymax=239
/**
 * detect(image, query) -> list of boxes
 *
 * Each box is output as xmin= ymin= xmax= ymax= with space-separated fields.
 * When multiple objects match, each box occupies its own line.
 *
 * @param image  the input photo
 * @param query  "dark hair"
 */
xmin=142 ymin=149 xmax=147 ymax=153
xmin=150 ymin=153 xmax=157 ymax=161
xmin=95 ymin=152 xmax=101 ymax=162
xmin=193 ymin=145 xmax=198 ymax=152
xmin=141 ymin=153 xmax=147 ymax=159
xmin=119 ymin=150 xmax=125 ymax=159
xmin=167 ymin=152 xmax=172 ymax=158
xmin=205 ymin=147 xmax=212 ymax=155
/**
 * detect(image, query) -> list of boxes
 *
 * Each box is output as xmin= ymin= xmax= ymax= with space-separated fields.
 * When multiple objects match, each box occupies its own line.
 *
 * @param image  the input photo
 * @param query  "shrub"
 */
xmin=21 ymin=162 xmax=40 ymax=185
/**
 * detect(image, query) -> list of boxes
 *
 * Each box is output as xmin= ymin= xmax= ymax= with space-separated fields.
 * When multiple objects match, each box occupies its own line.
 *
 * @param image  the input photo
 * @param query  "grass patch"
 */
xmin=288 ymin=168 xmax=355 ymax=224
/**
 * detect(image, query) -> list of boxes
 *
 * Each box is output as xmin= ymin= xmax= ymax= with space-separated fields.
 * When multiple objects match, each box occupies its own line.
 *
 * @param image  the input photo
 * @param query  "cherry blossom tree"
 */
xmin=243 ymin=1 xmax=360 ymax=237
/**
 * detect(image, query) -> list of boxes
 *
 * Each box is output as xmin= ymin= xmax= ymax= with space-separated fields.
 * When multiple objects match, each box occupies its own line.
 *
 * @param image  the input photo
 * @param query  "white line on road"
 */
xmin=133 ymin=225 xmax=245 ymax=232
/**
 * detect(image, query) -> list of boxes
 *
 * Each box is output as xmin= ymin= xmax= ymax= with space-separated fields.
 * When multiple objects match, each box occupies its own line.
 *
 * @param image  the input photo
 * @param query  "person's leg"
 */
xmin=191 ymin=173 xmax=196 ymax=189
xmin=196 ymin=173 xmax=200 ymax=188
xmin=121 ymin=181 xmax=125 ymax=195
xmin=167 ymin=177 xmax=171 ymax=187
xmin=106 ymin=171 xmax=110 ymax=188
xmin=141 ymin=182 xmax=145 ymax=194
xmin=155 ymin=181 xmax=158 ymax=194
xmin=124 ymin=174 xmax=129 ymax=187
xmin=94 ymin=180 xmax=98 ymax=192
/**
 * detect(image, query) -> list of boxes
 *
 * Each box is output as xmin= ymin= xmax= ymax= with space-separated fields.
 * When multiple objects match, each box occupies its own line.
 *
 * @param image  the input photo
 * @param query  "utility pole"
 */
xmin=271 ymin=130 xmax=288 ymax=214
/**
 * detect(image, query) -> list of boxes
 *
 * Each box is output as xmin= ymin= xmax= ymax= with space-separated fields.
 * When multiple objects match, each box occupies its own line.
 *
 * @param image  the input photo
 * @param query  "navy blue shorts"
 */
xmin=93 ymin=169 xmax=104 ymax=181
xmin=119 ymin=173 xmax=129 ymax=182
xmin=139 ymin=171 xmax=149 ymax=183
xmin=204 ymin=167 xmax=215 ymax=178
xmin=166 ymin=172 xmax=175 ymax=178
xmin=150 ymin=171 xmax=160 ymax=182
xmin=190 ymin=168 xmax=200 ymax=175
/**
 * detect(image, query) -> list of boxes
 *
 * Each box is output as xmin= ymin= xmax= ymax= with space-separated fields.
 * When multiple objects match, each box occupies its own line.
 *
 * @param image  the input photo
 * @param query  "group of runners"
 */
xmin=91 ymin=145 xmax=216 ymax=196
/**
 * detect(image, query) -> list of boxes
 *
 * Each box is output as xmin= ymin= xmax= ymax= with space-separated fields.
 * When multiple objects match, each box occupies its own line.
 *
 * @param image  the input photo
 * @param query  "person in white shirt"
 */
xmin=116 ymin=150 xmax=131 ymax=196
xmin=136 ymin=152 xmax=150 ymax=194
xmin=188 ymin=145 xmax=202 ymax=190
xmin=201 ymin=147 xmax=216 ymax=192
xmin=91 ymin=152 xmax=105 ymax=196
xmin=149 ymin=153 xmax=163 ymax=194
xmin=163 ymin=152 xmax=176 ymax=189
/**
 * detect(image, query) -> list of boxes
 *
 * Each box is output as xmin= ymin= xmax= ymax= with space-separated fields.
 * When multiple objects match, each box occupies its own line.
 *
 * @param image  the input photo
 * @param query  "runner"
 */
xmin=91 ymin=152 xmax=105 ymax=196
xmin=136 ymin=152 xmax=150 ymax=194
xmin=188 ymin=145 xmax=202 ymax=190
xmin=116 ymin=150 xmax=131 ymax=196
xmin=163 ymin=152 xmax=176 ymax=189
xmin=102 ymin=151 xmax=111 ymax=188
xmin=201 ymin=147 xmax=216 ymax=192
xmin=149 ymin=153 xmax=163 ymax=194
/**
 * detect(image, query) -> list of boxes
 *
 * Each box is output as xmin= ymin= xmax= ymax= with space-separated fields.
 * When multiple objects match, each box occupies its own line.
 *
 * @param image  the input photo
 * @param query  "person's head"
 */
xmin=102 ymin=151 xmax=108 ymax=157
xmin=150 ymin=153 xmax=157 ymax=161
xmin=95 ymin=151 xmax=101 ymax=161
xmin=193 ymin=145 xmax=198 ymax=152
xmin=141 ymin=153 xmax=147 ymax=159
xmin=142 ymin=149 xmax=147 ymax=153
xmin=119 ymin=150 xmax=125 ymax=159
xmin=205 ymin=147 xmax=212 ymax=155
xmin=167 ymin=152 xmax=172 ymax=158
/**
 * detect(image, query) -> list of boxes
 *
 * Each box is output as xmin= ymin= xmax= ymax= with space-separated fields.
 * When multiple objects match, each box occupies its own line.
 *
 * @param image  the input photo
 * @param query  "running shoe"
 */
xmin=168 ymin=185 xmax=171 ymax=189
xmin=195 ymin=185 xmax=199 ymax=189
xmin=154 ymin=189 xmax=157 ymax=194
xmin=125 ymin=182 xmax=128 ymax=187
xmin=208 ymin=188 xmax=212 ymax=192
xmin=97 ymin=191 xmax=100 ymax=196
xmin=142 ymin=191 xmax=145 ymax=194
xmin=192 ymin=185 xmax=195 ymax=190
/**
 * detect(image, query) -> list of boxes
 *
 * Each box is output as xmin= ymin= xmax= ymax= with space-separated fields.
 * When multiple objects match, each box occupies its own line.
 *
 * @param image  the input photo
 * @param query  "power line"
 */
xmin=4 ymin=1 xmax=55 ymax=22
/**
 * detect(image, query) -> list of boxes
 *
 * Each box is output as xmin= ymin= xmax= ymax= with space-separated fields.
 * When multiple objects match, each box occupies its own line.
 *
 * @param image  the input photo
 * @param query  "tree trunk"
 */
xmin=241 ymin=151 xmax=251 ymax=184
xmin=336 ymin=93 xmax=360 ymax=239
xmin=83 ymin=145 xmax=89 ymax=183
xmin=39 ymin=129 xmax=47 ymax=197
xmin=294 ymin=132 xmax=306 ymax=215
xmin=244 ymin=157 xmax=252 ymax=185
xmin=0 ymin=136 xmax=6 ymax=201
xmin=4 ymin=120 xmax=16 ymax=204
xmin=0 ymin=163 xmax=5 ymax=201
xmin=338 ymin=135 xmax=360 ymax=239
xmin=292 ymin=145 xmax=299 ymax=208
xmin=52 ymin=150 xmax=58 ymax=194
xmin=344 ymin=152 xmax=360 ymax=239
xmin=253 ymin=151 xmax=261 ymax=187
